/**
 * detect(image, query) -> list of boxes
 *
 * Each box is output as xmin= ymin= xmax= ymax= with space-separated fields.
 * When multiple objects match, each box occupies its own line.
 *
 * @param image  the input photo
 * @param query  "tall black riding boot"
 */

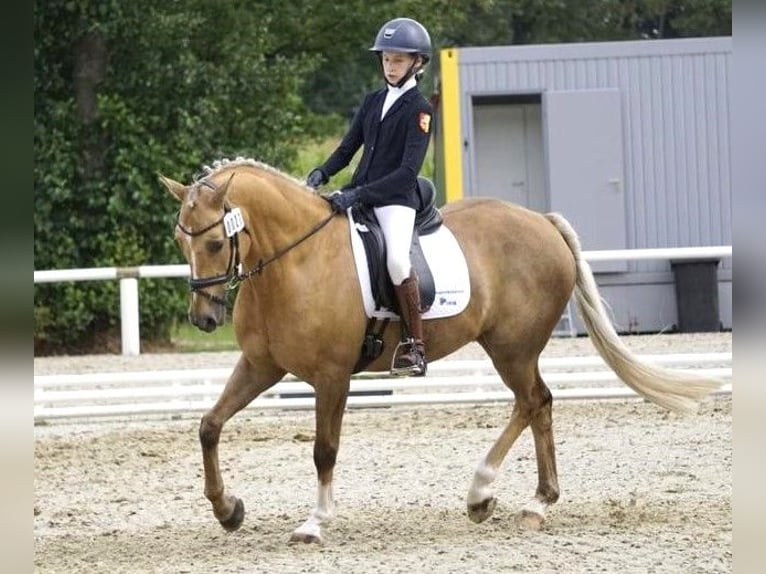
xmin=392 ymin=274 xmax=427 ymax=376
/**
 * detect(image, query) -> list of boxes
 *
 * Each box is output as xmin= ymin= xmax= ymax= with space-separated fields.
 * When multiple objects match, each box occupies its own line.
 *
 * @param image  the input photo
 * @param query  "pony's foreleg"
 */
xmin=466 ymin=402 xmax=528 ymax=524
xmin=199 ymin=356 xmax=284 ymax=532
xmin=290 ymin=380 xmax=350 ymax=544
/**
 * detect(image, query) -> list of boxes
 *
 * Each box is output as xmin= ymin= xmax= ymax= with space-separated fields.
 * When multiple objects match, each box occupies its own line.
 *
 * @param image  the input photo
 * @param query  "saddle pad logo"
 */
xmin=418 ymin=112 xmax=431 ymax=134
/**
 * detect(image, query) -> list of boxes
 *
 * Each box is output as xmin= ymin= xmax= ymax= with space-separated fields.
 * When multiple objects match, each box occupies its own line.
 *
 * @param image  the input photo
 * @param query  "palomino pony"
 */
xmin=160 ymin=158 xmax=721 ymax=544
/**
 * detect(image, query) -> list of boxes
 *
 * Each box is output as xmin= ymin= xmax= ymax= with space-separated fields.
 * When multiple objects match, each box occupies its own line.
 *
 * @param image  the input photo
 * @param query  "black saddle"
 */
xmin=351 ymin=176 xmax=443 ymax=315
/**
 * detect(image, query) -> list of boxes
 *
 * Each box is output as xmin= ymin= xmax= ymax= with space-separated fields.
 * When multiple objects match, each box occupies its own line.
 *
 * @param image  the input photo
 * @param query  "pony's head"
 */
xmin=160 ymin=171 xmax=241 ymax=332
xmin=161 ymin=158 xmax=333 ymax=332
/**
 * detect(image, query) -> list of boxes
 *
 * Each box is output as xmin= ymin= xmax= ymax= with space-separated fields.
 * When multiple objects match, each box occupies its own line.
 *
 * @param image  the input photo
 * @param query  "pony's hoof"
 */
xmin=219 ymin=498 xmax=245 ymax=532
xmin=467 ymin=497 xmax=497 ymax=523
xmin=289 ymin=531 xmax=323 ymax=545
xmin=516 ymin=508 xmax=545 ymax=530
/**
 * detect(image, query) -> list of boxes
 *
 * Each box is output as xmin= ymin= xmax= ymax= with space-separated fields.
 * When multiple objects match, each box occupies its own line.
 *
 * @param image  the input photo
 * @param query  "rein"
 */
xmin=176 ymin=179 xmax=335 ymax=307
xmin=234 ymin=211 xmax=335 ymax=285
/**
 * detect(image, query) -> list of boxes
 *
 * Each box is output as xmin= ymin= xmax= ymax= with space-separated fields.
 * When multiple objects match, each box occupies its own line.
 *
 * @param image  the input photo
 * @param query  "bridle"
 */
xmin=175 ymin=178 xmax=335 ymax=307
xmin=176 ymin=204 xmax=243 ymax=307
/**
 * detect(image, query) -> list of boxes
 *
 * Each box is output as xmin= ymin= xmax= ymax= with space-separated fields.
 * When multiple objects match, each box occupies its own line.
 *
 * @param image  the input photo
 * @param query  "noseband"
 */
xmin=176 ymin=178 xmax=335 ymax=307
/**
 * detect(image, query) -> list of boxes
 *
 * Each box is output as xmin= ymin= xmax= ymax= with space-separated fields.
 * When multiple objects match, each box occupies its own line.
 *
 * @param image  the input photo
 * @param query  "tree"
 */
xmin=34 ymin=0 xmax=323 ymax=353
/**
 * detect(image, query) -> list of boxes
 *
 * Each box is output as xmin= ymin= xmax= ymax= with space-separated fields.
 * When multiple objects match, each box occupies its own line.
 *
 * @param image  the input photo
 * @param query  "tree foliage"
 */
xmin=34 ymin=0 xmax=325 ymax=353
xmin=34 ymin=0 xmax=730 ymax=354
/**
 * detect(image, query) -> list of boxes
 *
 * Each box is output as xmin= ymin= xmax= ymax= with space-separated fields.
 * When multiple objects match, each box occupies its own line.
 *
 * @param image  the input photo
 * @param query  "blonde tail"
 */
xmin=545 ymin=212 xmax=724 ymax=415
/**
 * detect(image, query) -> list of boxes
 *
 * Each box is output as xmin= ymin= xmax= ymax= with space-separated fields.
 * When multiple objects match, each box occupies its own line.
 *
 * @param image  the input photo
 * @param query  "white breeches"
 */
xmin=373 ymin=204 xmax=416 ymax=285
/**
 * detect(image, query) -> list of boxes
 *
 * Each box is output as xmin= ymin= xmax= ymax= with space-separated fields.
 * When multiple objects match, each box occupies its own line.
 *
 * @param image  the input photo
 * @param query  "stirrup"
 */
xmin=390 ymin=339 xmax=427 ymax=377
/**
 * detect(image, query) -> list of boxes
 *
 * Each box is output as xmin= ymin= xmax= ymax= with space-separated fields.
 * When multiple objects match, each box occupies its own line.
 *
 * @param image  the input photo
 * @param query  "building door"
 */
xmin=544 ymin=89 xmax=627 ymax=272
xmin=471 ymin=99 xmax=545 ymax=212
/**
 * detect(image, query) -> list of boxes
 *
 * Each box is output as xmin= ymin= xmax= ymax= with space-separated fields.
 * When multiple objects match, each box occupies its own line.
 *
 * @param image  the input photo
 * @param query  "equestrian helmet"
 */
xmin=369 ymin=18 xmax=432 ymax=64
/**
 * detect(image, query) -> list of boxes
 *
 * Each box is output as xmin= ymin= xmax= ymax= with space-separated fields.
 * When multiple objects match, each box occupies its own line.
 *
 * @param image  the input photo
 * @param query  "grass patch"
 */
xmin=291 ymin=134 xmax=356 ymax=189
xmin=170 ymin=321 xmax=239 ymax=353
xmin=289 ymin=133 xmax=435 ymax=190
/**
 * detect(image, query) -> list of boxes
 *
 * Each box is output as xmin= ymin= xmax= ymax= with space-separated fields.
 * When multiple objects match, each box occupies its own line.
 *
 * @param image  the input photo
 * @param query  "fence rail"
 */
xmin=33 ymin=246 xmax=732 ymax=356
xmin=34 ymin=352 xmax=732 ymax=421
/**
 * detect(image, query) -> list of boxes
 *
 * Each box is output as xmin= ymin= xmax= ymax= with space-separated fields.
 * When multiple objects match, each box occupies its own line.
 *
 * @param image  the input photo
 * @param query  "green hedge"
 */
xmin=34 ymin=0 xmax=329 ymax=354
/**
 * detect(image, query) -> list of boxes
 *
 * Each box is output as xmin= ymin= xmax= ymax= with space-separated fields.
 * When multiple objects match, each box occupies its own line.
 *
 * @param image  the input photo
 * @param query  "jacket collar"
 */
xmin=379 ymin=81 xmax=418 ymax=121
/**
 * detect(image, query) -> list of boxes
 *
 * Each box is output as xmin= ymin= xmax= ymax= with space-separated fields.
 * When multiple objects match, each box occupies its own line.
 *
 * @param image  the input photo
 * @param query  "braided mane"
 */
xmin=198 ymin=157 xmax=315 ymax=192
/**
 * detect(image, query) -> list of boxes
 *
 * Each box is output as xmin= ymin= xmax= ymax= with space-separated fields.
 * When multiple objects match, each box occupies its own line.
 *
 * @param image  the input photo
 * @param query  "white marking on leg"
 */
xmin=467 ymin=461 xmax=497 ymax=505
xmin=521 ymin=496 xmax=548 ymax=518
xmin=292 ymin=481 xmax=335 ymax=541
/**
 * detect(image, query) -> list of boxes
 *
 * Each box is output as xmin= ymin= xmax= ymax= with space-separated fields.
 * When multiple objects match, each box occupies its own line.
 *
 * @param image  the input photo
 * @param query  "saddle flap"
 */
xmin=348 ymin=211 xmax=471 ymax=322
xmin=351 ymin=205 xmax=435 ymax=312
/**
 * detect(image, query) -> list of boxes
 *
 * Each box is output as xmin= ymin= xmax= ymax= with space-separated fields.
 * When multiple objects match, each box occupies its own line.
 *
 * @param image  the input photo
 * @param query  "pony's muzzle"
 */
xmin=187 ymin=289 xmax=227 ymax=332
xmin=189 ymin=296 xmax=225 ymax=332
xmin=189 ymin=311 xmax=219 ymax=332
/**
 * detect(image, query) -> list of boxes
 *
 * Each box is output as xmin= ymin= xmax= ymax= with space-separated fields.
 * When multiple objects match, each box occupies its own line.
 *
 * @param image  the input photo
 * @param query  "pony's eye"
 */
xmin=206 ymin=240 xmax=224 ymax=254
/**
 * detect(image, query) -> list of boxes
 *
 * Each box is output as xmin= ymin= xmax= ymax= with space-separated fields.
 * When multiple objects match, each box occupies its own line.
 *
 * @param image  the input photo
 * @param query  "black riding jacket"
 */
xmin=319 ymin=85 xmax=433 ymax=210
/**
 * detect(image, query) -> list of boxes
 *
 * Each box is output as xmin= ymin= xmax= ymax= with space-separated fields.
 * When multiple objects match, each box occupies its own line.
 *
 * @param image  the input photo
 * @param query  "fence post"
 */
xmin=119 ymin=277 xmax=140 ymax=356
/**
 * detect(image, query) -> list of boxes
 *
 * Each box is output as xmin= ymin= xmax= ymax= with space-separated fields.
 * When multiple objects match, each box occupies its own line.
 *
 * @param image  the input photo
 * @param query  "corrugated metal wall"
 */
xmin=457 ymin=38 xmax=732 ymax=276
xmin=448 ymin=38 xmax=732 ymax=331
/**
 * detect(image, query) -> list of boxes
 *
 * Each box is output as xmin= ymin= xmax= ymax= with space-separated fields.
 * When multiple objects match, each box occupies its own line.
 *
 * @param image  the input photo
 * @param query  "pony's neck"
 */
xmin=234 ymin=165 xmax=326 ymax=222
xmin=216 ymin=164 xmax=331 ymax=271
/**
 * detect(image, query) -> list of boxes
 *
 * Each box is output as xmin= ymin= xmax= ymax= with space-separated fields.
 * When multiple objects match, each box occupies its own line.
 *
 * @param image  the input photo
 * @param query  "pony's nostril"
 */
xmin=189 ymin=313 xmax=217 ymax=332
xmin=200 ymin=316 xmax=217 ymax=332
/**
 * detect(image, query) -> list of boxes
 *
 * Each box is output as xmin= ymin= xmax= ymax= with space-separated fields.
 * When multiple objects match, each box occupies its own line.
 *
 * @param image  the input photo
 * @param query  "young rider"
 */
xmin=305 ymin=17 xmax=433 ymax=376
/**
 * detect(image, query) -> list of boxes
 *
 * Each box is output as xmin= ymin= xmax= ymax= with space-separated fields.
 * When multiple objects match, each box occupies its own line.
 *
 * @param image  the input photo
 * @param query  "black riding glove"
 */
xmin=327 ymin=188 xmax=362 ymax=213
xmin=305 ymin=167 xmax=328 ymax=189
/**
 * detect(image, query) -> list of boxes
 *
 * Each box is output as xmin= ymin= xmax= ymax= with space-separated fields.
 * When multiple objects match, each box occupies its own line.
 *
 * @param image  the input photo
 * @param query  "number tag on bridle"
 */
xmin=223 ymin=208 xmax=245 ymax=237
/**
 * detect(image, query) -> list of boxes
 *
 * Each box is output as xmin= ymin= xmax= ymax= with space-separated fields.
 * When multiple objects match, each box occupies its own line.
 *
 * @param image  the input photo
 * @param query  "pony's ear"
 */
xmin=212 ymin=173 xmax=236 ymax=205
xmin=158 ymin=174 xmax=187 ymax=202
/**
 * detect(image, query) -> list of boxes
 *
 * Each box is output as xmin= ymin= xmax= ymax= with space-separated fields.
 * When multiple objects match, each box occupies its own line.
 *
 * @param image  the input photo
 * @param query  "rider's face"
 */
xmin=381 ymin=52 xmax=418 ymax=85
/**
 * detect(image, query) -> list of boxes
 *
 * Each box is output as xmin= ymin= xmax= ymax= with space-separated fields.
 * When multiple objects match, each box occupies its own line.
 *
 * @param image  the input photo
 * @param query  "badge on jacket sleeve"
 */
xmin=418 ymin=112 xmax=431 ymax=133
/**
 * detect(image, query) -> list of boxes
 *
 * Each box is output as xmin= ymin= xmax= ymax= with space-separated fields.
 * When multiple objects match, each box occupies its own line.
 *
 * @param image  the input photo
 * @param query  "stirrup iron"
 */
xmin=390 ymin=338 xmax=427 ymax=377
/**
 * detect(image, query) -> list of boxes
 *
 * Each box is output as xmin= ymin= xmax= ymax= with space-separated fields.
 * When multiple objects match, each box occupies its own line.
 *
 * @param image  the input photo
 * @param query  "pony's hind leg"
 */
xmin=466 ymin=400 xmax=528 ymax=523
xmin=290 ymin=379 xmax=350 ymax=545
xmin=518 ymin=367 xmax=559 ymax=529
xmin=199 ymin=355 xmax=285 ymax=532
xmin=466 ymin=360 xmax=559 ymax=529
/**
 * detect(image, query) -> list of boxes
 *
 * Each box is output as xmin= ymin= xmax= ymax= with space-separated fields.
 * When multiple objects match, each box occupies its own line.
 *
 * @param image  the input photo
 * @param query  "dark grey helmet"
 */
xmin=369 ymin=18 xmax=432 ymax=64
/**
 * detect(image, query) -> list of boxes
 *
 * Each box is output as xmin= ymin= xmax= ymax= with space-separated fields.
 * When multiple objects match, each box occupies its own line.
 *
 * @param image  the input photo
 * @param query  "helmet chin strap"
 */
xmin=380 ymin=55 xmax=422 ymax=88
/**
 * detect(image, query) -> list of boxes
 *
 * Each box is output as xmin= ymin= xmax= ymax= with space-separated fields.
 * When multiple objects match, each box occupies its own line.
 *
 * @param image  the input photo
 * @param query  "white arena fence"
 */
xmin=34 ymin=246 xmax=732 ymax=422
xmin=34 ymin=352 xmax=732 ymax=422
xmin=33 ymin=246 xmax=732 ymax=357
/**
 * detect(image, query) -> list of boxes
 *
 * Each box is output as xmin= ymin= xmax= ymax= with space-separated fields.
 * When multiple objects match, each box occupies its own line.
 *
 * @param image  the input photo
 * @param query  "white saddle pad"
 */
xmin=346 ymin=211 xmax=471 ymax=320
